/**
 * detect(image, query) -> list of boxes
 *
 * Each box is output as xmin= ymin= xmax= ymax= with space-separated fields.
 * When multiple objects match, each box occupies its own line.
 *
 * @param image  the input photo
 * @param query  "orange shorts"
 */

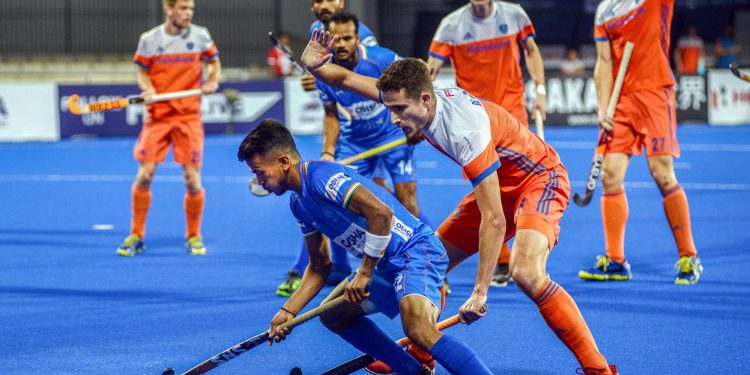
xmin=133 ymin=118 xmax=204 ymax=167
xmin=437 ymin=167 xmax=570 ymax=252
xmin=607 ymin=86 xmax=679 ymax=157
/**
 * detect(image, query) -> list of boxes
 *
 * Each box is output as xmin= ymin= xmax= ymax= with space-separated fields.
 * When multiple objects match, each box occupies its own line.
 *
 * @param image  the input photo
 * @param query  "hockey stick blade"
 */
xmin=729 ymin=63 xmax=750 ymax=82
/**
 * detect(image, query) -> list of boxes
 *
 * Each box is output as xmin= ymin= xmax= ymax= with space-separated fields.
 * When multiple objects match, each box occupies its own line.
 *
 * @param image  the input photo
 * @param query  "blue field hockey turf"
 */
xmin=1 ymin=124 xmax=749 ymax=374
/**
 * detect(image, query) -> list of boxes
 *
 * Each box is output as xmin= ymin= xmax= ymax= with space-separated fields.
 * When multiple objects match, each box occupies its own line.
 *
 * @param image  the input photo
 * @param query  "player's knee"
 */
xmin=601 ymin=166 xmax=624 ymax=188
xmin=135 ymin=170 xmax=155 ymax=188
xmin=649 ymin=167 xmax=677 ymax=191
xmin=510 ymin=262 xmax=545 ymax=294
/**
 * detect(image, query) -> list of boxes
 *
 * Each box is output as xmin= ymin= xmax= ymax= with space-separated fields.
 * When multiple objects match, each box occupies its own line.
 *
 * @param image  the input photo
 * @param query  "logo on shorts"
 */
xmin=325 ymin=172 xmax=351 ymax=201
xmin=394 ymin=274 xmax=404 ymax=293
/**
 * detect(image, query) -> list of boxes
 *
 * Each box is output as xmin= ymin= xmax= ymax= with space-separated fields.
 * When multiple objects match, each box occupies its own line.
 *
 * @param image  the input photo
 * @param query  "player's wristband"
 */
xmin=280 ymin=306 xmax=296 ymax=317
xmin=321 ymin=151 xmax=334 ymax=158
xmin=363 ymin=231 xmax=391 ymax=258
xmin=536 ymin=85 xmax=547 ymax=96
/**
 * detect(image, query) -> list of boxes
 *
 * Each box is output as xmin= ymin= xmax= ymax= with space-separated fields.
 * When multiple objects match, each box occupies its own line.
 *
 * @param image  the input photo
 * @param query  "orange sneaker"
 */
xmin=576 ymin=364 xmax=618 ymax=375
xmin=364 ymin=345 xmax=435 ymax=375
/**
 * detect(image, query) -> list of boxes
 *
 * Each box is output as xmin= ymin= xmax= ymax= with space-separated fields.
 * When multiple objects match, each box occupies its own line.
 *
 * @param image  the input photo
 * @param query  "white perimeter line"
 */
xmin=2 ymin=174 xmax=750 ymax=191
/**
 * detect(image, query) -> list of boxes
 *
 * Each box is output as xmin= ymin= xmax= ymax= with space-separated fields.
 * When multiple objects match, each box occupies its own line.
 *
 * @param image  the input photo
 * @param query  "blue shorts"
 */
xmin=335 ymin=141 xmax=415 ymax=184
xmin=348 ymin=235 xmax=448 ymax=319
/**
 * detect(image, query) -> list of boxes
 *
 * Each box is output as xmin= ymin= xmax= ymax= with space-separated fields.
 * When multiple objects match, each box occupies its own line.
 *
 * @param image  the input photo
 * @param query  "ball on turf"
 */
xmin=162 ymin=368 xmax=175 ymax=375
xmin=289 ymin=367 xmax=302 ymax=375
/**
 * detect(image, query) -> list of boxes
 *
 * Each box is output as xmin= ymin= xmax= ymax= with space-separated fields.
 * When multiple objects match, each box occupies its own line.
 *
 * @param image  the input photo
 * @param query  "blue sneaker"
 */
xmin=117 ymin=234 xmax=145 ymax=256
xmin=579 ymin=255 xmax=632 ymax=281
xmin=326 ymin=265 xmax=352 ymax=286
xmin=674 ymin=256 xmax=703 ymax=285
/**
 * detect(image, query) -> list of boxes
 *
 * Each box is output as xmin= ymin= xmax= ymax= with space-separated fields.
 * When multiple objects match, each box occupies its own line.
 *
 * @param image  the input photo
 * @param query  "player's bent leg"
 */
xmin=439 ymin=234 xmax=472 ymax=273
xmin=399 ymin=295 xmax=492 ymax=375
xmin=512 ymin=229 xmax=614 ymax=373
xmin=322 ymin=286 xmax=424 ymax=375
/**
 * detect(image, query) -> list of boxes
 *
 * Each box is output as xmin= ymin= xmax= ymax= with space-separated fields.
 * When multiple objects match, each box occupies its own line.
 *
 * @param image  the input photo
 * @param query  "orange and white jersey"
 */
xmin=422 ymin=86 xmax=563 ymax=194
xmin=133 ymin=24 xmax=219 ymax=121
xmin=428 ymin=1 xmax=535 ymax=108
xmin=594 ymin=0 xmax=674 ymax=93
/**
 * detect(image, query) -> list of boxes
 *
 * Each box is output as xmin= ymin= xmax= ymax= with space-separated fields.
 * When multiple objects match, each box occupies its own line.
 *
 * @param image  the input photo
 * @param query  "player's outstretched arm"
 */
xmin=268 ymin=233 xmax=331 ymax=345
xmin=301 ymin=28 xmax=380 ymax=102
xmin=461 ymin=175 xmax=505 ymax=324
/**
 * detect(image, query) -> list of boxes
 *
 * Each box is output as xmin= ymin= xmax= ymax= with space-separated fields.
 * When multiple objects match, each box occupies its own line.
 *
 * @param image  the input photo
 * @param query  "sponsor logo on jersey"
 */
xmin=463 ymin=32 xmax=474 ymax=41
xmin=344 ymin=100 xmax=386 ymax=120
xmin=466 ymin=40 xmax=511 ymax=54
xmin=391 ymin=216 xmax=414 ymax=242
xmin=325 ymin=172 xmax=351 ymax=200
xmin=333 ymin=223 xmax=367 ymax=256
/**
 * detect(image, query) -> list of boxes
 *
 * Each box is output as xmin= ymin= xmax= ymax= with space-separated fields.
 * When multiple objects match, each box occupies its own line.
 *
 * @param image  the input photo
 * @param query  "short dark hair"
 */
xmin=327 ymin=12 xmax=359 ymax=35
xmin=237 ymin=119 xmax=299 ymax=162
xmin=376 ymin=58 xmax=433 ymax=100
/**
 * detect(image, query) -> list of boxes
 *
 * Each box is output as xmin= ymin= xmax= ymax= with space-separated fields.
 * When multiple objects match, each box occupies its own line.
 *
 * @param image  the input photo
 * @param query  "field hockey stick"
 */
xmin=317 ymin=304 xmax=487 ymax=375
xmin=729 ymin=63 xmax=750 ymax=82
xmin=534 ymin=109 xmax=545 ymax=141
xmin=249 ymin=137 xmax=408 ymax=197
xmin=270 ymin=32 xmax=308 ymax=74
xmin=68 ymin=89 xmax=202 ymax=115
xmin=170 ymin=296 xmax=346 ymax=375
xmin=573 ymin=41 xmax=634 ymax=207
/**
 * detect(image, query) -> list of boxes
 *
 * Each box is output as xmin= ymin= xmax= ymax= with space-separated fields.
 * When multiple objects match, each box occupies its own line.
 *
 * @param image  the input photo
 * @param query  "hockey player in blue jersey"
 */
xmin=276 ymin=13 xmax=432 ymax=301
xmin=237 ymin=119 xmax=491 ymax=375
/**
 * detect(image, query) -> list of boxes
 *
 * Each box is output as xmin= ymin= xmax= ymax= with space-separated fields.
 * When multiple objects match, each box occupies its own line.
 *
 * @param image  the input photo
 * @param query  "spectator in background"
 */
xmin=675 ymin=25 xmax=704 ymax=74
xmin=268 ymin=32 xmax=295 ymax=78
xmin=560 ymin=47 xmax=586 ymax=76
xmin=714 ymin=24 xmax=741 ymax=68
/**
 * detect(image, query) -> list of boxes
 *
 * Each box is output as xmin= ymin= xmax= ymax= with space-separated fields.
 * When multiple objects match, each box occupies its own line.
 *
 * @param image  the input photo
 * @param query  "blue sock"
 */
xmin=417 ymin=212 xmax=432 ymax=228
xmin=290 ymin=240 xmax=309 ymax=274
xmin=338 ymin=318 xmax=422 ymax=375
xmin=429 ymin=334 xmax=492 ymax=375
xmin=330 ymin=243 xmax=351 ymax=270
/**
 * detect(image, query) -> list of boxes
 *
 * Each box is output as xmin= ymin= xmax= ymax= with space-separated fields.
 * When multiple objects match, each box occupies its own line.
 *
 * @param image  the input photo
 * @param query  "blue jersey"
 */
xmin=316 ymin=45 xmax=402 ymax=147
xmin=309 ymin=20 xmax=378 ymax=47
xmin=290 ymin=161 xmax=432 ymax=264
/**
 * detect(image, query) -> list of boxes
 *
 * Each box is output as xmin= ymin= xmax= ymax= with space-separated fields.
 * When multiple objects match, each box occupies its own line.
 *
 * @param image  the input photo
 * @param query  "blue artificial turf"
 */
xmin=1 ymin=124 xmax=749 ymax=374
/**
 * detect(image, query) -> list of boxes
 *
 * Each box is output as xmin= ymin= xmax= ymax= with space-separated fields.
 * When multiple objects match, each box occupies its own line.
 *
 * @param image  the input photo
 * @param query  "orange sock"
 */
xmin=131 ymin=185 xmax=151 ymax=238
xmin=601 ymin=190 xmax=628 ymax=263
xmin=185 ymin=189 xmax=205 ymax=238
xmin=533 ymin=279 xmax=610 ymax=372
xmin=662 ymin=185 xmax=697 ymax=257
xmin=498 ymin=242 xmax=511 ymax=265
